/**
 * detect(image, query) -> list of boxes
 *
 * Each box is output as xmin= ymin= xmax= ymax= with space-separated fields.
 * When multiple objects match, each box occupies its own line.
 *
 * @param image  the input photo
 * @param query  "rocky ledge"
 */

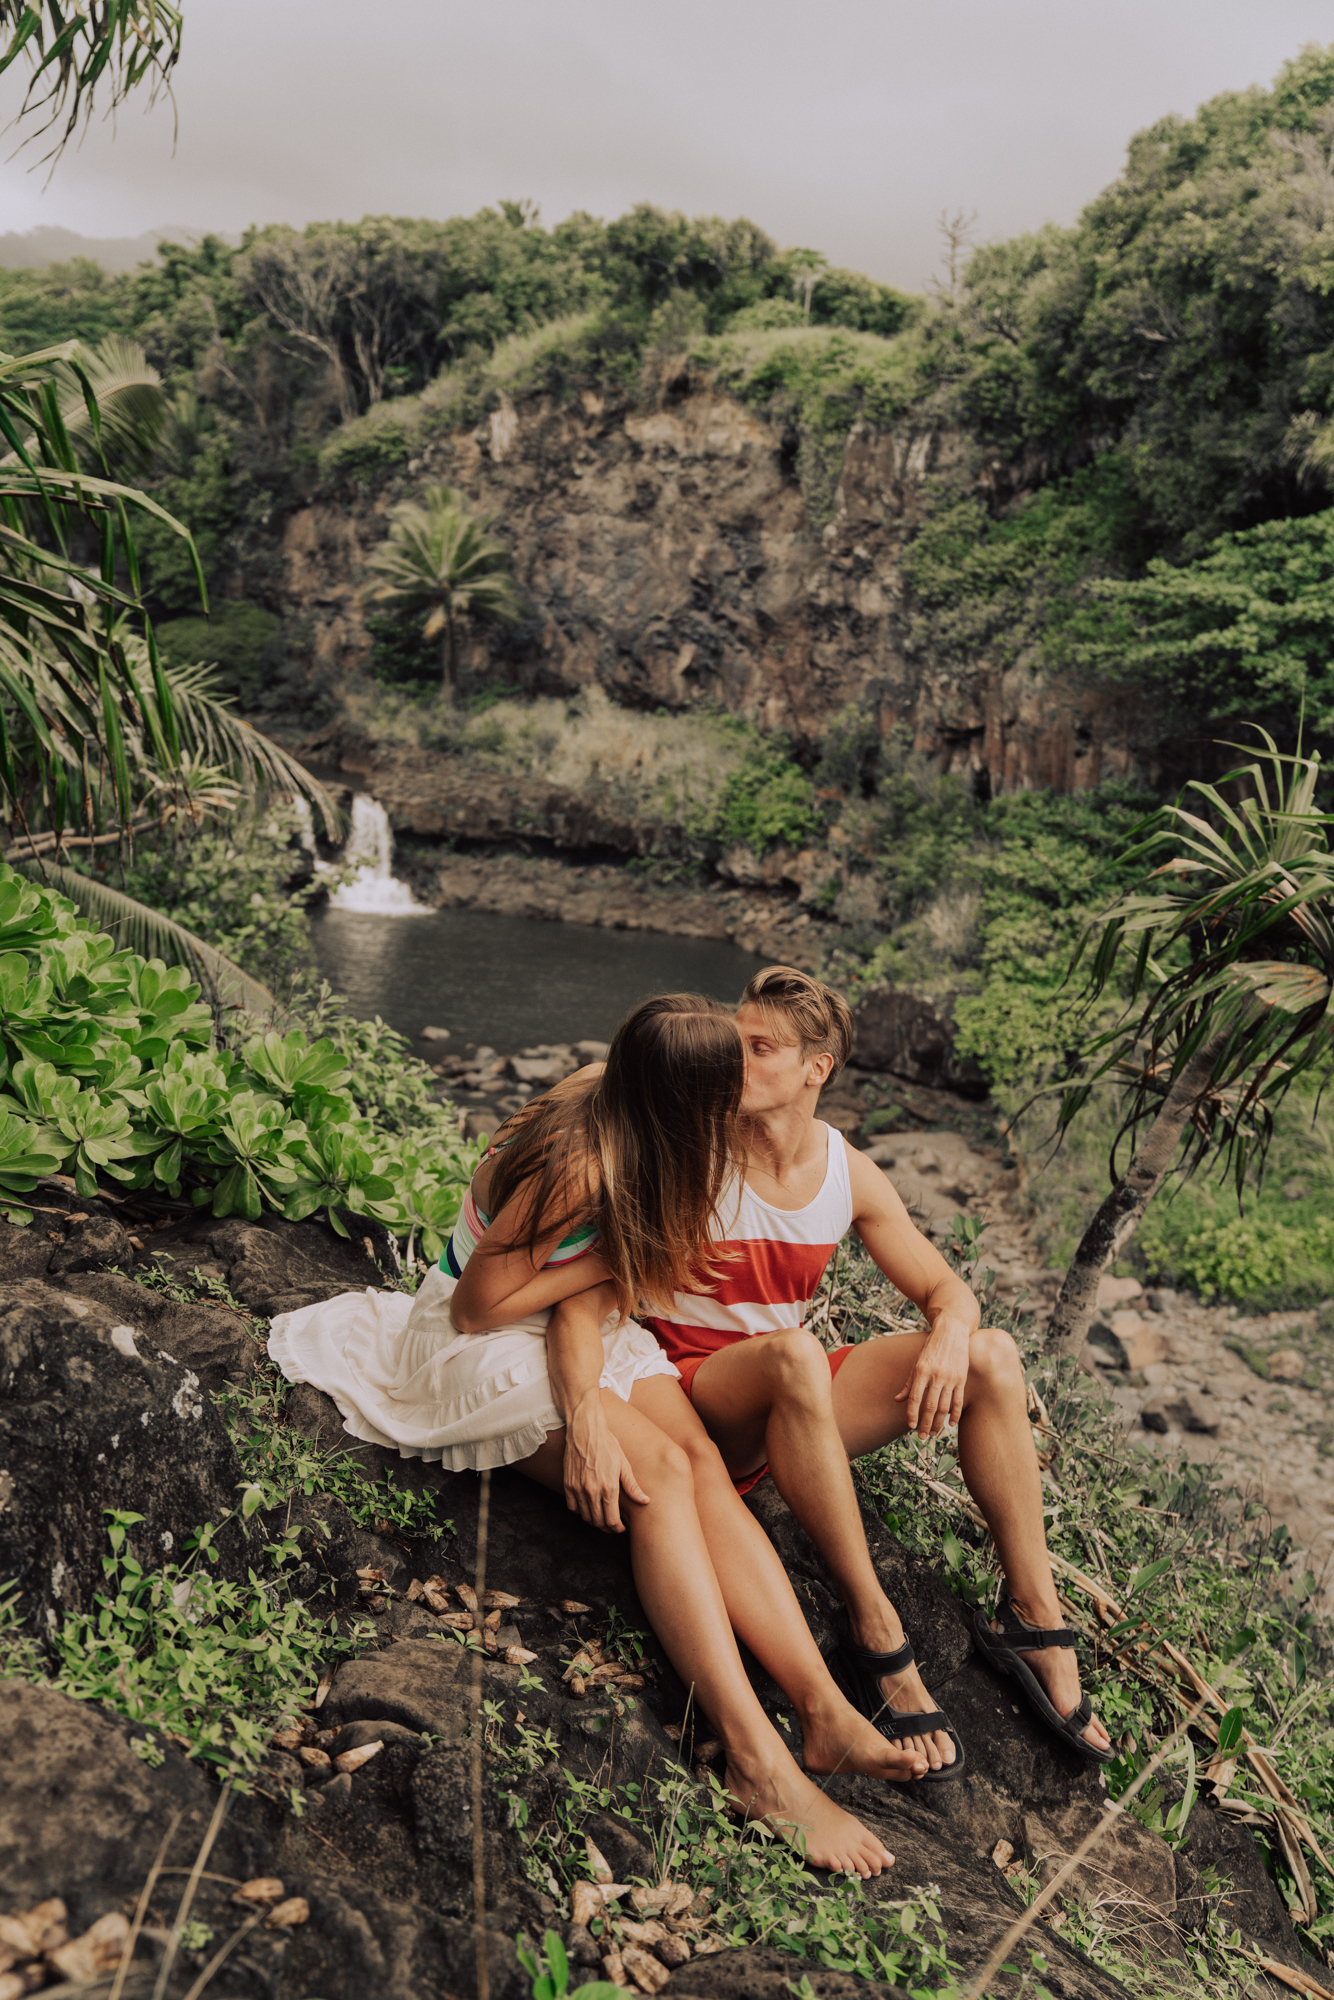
xmin=1 ymin=1192 xmax=1328 ymax=1999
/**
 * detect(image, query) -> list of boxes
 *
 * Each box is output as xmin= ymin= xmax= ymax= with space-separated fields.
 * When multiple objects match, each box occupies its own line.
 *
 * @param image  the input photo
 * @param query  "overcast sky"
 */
xmin=2 ymin=0 xmax=1332 ymax=290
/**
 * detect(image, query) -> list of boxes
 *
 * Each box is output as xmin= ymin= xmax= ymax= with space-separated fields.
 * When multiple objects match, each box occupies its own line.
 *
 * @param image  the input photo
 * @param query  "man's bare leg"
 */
xmin=516 ymin=1387 xmax=906 ymax=1874
xmin=832 ymin=1327 xmax=1110 ymax=1754
xmin=691 ymin=1328 xmax=1109 ymax=1760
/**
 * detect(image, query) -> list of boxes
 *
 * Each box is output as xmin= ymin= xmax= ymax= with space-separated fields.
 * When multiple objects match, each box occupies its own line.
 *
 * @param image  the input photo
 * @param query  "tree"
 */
xmin=1045 ymin=735 xmax=1334 ymax=1354
xmin=1084 ymin=509 xmax=1334 ymax=746
xmin=363 ymin=487 xmax=524 ymax=697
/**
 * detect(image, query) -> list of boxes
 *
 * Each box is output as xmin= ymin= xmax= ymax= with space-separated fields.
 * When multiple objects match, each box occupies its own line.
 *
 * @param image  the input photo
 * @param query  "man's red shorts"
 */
xmin=675 ymin=1343 xmax=856 ymax=1497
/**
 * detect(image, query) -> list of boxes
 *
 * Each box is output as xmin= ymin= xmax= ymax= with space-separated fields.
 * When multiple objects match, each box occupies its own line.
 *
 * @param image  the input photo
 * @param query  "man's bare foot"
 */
xmin=724 ymin=1756 xmax=896 ymax=1878
xmin=1002 ymin=1601 xmax=1113 ymax=1756
xmin=847 ymin=1611 xmax=956 ymax=1771
xmin=871 ymin=1654 xmax=957 ymax=1772
xmin=800 ymin=1694 xmax=929 ymax=1785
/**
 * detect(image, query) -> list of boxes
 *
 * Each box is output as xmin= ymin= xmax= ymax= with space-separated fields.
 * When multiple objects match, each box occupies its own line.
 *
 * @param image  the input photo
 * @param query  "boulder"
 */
xmin=851 ymin=989 xmax=988 ymax=1100
xmin=45 ymin=1214 xmax=135 ymax=1276
xmin=0 ymin=1278 xmax=250 ymax=1627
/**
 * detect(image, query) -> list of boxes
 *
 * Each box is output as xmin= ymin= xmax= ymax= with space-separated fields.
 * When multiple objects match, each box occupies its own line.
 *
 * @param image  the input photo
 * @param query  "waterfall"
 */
xmin=325 ymin=795 xmax=433 ymax=915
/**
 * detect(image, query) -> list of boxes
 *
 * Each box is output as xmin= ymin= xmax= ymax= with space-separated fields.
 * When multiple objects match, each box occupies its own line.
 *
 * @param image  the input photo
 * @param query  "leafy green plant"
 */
xmin=697 ymin=742 xmax=820 ymax=855
xmin=40 ymin=1508 xmax=370 ymax=1785
xmin=0 ymin=862 xmax=479 ymax=1245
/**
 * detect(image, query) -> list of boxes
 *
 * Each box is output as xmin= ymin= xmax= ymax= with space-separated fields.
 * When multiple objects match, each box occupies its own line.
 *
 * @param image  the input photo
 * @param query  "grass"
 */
xmin=340 ymin=680 xmax=757 ymax=828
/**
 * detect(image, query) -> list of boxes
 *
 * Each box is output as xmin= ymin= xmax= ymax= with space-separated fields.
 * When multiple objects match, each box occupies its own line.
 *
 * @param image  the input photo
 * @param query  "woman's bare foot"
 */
xmin=724 ymin=1755 xmax=896 ymax=1878
xmin=799 ymin=1692 xmax=930 ymax=1785
xmin=1003 ymin=1600 xmax=1113 ymax=1755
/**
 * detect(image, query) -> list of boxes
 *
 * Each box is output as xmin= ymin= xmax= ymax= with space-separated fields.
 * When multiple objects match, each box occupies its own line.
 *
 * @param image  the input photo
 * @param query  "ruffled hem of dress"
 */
xmin=266 ymin=1301 xmax=349 ymax=1385
xmin=333 ymin=1401 xmax=559 ymax=1471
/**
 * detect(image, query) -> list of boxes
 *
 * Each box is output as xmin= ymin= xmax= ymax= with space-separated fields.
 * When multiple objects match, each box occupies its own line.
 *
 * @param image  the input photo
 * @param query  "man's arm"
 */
xmin=546 ymin=1283 xmax=649 ymax=1533
xmin=845 ymin=1144 xmax=981 ymax=1436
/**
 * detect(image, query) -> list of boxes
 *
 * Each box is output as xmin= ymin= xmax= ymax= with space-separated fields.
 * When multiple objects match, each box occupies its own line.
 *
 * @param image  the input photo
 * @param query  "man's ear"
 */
xmin=807 ymin=1051 xmax=835 ymax=1090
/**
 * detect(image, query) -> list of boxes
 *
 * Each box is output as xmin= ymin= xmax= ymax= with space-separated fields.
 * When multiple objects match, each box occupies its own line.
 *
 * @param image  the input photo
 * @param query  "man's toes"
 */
xmin=934 ymin=1731 xmax=955 ymax=1765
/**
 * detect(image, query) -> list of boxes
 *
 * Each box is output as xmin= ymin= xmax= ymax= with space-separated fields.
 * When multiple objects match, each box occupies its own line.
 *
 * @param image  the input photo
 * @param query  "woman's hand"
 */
xmin=562 ymin=1388 xmax=650 ymax=1533
xmin=895 ymin=1319 xmax=972 ymax=1436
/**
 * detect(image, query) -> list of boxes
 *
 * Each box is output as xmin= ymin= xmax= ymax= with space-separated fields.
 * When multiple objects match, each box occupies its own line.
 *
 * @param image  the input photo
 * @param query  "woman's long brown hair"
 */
xmin=482 ymin=993 xmax=743 ymax=1318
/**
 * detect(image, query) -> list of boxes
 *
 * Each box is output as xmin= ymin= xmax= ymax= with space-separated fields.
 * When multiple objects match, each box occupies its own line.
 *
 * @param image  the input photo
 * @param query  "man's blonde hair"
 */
xmin=739 ymin=966 xmax=853 ymax=1083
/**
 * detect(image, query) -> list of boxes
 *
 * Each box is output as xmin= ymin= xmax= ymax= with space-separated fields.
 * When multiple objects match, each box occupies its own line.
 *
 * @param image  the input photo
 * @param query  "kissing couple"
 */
xmin=270 ymin=967 xmax=1110 ymax=1877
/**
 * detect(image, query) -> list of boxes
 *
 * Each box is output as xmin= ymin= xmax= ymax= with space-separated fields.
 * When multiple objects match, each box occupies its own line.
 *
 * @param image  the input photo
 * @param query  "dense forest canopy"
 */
xmin=5 ymin=45 xmax=1334 ymax=739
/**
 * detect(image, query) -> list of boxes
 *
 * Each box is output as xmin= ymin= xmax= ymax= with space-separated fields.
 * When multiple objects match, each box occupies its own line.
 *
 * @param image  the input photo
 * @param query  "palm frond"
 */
xmin=13 ymin=860 xmax=276 ymax=1020
xmin=52 ymin=336 xmax=168 ymax=476
xmin=153 ymin=655 xmax=339 ymax=835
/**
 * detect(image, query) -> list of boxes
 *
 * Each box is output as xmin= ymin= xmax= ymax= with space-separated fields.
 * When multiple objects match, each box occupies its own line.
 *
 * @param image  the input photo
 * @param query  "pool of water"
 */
xmin=311 ymin=905 xmax=768 ymax=1050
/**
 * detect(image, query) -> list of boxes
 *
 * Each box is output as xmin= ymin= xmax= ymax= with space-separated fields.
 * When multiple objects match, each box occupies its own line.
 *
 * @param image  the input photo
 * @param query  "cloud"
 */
xmin=0 ymin=0 xmax=1330 ymax=289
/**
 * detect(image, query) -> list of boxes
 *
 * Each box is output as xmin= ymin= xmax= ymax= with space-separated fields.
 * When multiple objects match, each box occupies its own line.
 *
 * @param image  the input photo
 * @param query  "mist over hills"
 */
xmin=0 ymin=225 xmax=216 ymax=272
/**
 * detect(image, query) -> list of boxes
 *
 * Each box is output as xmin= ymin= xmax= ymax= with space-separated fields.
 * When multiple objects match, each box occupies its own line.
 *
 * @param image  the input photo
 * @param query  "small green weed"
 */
xmin=38 ymin=1509 xmax=372 ymax=1785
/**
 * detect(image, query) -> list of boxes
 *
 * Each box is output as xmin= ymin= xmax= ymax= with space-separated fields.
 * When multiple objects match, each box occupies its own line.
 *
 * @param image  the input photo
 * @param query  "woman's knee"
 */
xmin=765 ymin=1328 xmax=835 ymax=1405
xmin=969 ymin=1326 xmax=1025 ymax=1396
xmin=678 ymin=1426 xmax=732 ymax=1487
xmin=634 ymin=1433 xmax=694 ymax=1494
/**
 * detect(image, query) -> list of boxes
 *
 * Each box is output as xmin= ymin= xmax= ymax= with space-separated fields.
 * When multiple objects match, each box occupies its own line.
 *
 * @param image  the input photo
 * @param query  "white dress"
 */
xmin=267 ymin=1262 xmax=679 ymax=1473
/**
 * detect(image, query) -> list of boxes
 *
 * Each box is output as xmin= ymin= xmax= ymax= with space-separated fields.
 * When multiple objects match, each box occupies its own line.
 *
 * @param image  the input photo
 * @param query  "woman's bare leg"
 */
xmin=516 ymin=1389 xmax=905 ymax=1875
xmin=622 ymin=1379 xmax=925 ymax=1786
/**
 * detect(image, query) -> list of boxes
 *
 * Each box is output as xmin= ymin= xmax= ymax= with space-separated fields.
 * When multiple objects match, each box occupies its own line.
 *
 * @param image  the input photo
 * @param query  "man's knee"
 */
xmin=765 ymin=1328 xmax=834 ymax=1404
xmin=969 ymin=1326 xmax=1024 ymax=1396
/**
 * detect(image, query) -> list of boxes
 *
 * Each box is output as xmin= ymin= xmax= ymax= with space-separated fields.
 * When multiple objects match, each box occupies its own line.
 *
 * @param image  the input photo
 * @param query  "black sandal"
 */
xmin=829 ymin=1635 xmax=966 ymax=1782
xmin=973 ymin=1594 xmax=1114 ymax=1765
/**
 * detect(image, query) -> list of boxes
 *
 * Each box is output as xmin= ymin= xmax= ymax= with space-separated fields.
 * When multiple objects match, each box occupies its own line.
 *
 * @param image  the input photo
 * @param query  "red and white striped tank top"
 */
xmin=645 ymin=1122 xmax=853 ymax=1369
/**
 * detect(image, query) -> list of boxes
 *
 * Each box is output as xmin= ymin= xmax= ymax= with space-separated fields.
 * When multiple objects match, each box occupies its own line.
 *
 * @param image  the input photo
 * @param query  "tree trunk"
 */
xmin=1045 ymin=1036 xmax=1226 ymax=1357
xmin=440 ymin=609 xmax=456 ymax=700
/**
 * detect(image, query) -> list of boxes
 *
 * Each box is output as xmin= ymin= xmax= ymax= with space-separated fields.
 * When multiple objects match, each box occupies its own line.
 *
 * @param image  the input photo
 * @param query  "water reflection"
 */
xmin=311 ymin=905 xmax=768 ymax=1050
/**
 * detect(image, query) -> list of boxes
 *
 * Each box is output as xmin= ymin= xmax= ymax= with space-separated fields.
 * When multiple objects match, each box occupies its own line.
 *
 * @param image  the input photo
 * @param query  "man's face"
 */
xmin=736 ymin=1002 xmax=830 ymax=1114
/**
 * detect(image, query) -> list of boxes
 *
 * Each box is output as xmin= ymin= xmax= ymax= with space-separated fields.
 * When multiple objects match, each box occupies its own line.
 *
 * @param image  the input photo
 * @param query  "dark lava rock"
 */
xmin=0 ymin=1208 xmax=1324 ymax=2000
xmin=851 ymin=988 xmax=987 ymax=1100
xmin=0 ymin=1278 xmax=250 ymax=1626
xmin=62 ymin=1267 xmax=262 ymax=1396
xmin=46 ymin=1212 xmax=135 ymax=1275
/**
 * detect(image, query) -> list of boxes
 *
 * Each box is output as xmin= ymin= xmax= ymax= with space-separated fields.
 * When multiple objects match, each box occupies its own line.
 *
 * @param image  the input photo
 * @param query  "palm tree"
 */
xmin=1046 ymin=733 xmax=1334 ymax=1356
xmin=0 ymin=338 xmax=335 ymax=1011
xmin=363 ymin=486 xmax=525 ymax=697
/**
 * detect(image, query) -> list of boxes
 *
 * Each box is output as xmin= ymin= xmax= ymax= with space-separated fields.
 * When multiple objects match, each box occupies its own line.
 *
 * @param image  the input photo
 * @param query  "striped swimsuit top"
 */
xmin=644 ymin=1122 xmax=852 ymax=1367
xmin=442 ymin=1146 xmax=599 ymax=1279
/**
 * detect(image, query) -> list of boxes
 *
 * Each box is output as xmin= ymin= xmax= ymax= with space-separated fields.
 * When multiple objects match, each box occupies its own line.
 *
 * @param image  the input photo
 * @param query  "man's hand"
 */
xmin=896 ymin=1320 xmax=972 ymax=1436
xmin=562 ymin=1389 xmax=649 ymax=1532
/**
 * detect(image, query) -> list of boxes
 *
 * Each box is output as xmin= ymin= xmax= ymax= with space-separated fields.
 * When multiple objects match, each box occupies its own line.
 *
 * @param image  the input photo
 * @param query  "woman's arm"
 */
xmin=546 ymin=1282 xmax=649 ymax=1533
xmin=450 ymin=1238 xmax=612 ymax=1334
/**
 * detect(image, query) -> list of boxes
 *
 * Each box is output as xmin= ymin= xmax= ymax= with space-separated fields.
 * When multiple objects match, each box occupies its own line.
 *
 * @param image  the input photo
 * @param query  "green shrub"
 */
xmin=0 ymin=866 xmax=478 ymax=1258
xmin=156 ymin=601 xmax=284 ymax=699
xmin=700 ymin=743 xmax=820 ymax=854
xmin=91 ymin=799 xmax=318 ymax=994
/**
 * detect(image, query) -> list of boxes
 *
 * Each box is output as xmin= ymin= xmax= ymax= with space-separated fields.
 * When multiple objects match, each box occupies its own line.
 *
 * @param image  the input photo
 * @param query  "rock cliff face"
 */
xmin=280 ymin=379 xmax=1150 ymax=791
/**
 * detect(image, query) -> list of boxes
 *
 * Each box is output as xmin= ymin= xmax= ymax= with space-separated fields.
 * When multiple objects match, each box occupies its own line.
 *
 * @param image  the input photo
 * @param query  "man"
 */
xmin=645 ymin=966 xmax=1112 ymax=1775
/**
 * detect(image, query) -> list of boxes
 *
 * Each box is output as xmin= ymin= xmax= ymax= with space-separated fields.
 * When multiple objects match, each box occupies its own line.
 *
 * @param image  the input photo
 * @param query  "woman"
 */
xmin=270 ymin=994 xmax=924 ymax=1874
